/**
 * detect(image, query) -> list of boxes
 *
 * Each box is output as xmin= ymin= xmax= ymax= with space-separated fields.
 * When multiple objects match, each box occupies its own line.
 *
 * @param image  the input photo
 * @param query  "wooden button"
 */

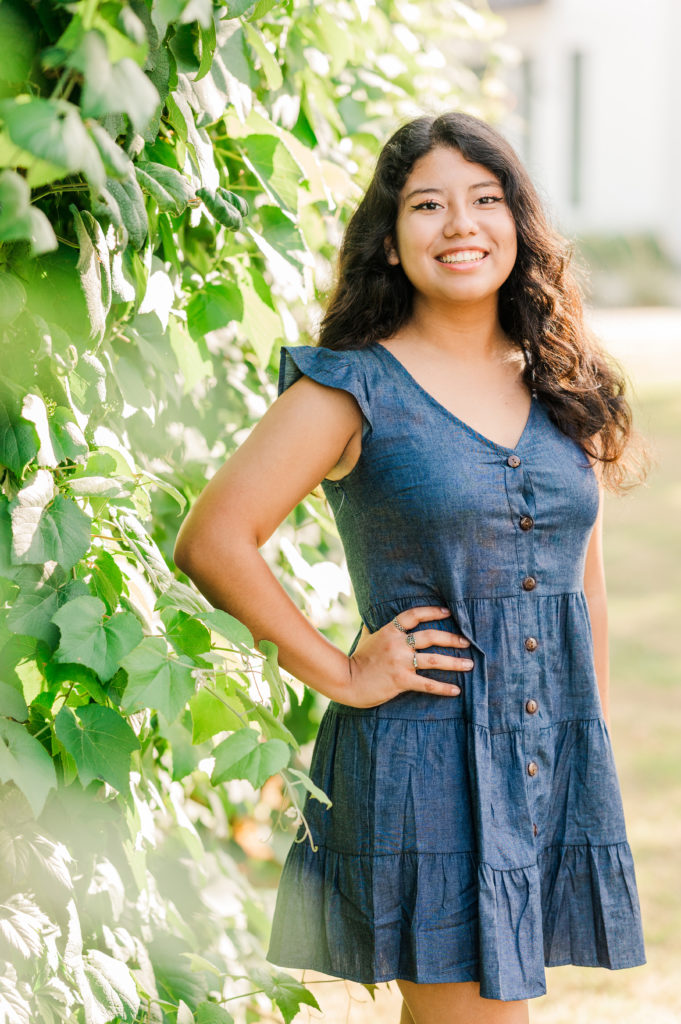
xmin=525 ymin=698 xmax=539 ymax=714
xmin=533 ymin=823 xmax=538 ymax=837
xmin=507 ymin=454 xmax=521 ymax=468
xmin=519 ymin=515 xmax=534 ymax=531
xmin=522 ymin=576 xmax=537 ymax=591
xmin=527 ymin=761 xmax=538 ymax=777
xmin=524 ymin=637 xmax=538 ymax=651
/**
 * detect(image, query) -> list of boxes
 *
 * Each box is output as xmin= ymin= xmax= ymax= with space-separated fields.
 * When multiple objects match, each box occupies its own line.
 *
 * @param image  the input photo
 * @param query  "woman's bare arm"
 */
xmin=174 ymin=375 xmax=364 ymax=701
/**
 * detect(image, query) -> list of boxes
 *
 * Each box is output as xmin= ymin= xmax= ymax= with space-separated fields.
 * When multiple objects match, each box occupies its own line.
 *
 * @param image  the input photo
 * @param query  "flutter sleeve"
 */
xmin=277 ymin=344 xmax=373 ymax=442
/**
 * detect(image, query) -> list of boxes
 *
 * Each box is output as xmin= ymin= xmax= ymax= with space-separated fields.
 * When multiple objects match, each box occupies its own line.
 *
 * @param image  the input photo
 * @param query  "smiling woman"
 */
xmin=174 ymin=111 xmax=649 ymax=1024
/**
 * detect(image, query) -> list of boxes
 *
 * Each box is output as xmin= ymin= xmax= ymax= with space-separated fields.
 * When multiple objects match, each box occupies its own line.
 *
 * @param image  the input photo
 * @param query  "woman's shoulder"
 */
xmin=277 ymin=344 xmax=375 ymax=438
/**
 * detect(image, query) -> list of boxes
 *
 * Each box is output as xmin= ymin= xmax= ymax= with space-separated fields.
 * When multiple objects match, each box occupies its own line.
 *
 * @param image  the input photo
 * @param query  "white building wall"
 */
xmin=494 ymin=0 xmax=681 ymax=262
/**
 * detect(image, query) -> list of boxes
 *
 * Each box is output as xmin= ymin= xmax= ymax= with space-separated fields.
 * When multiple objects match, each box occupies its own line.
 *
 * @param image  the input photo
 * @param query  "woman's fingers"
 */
xmin=397 ymin=605 xmax=453 ymax=629
xmin=410 ymin=677 xmax=462 ymax=697
xmin=412 ymin=628 xmax=470 ymax=649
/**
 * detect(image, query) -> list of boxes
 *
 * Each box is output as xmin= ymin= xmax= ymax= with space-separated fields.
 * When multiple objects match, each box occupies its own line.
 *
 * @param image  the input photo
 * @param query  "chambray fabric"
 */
xmin=266 ymin=342 xmax=646 ymax=1001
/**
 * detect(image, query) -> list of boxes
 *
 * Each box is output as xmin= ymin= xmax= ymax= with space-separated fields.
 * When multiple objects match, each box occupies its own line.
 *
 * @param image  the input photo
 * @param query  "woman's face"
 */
xmin=386 ymin=145 xmax=517 ymax=309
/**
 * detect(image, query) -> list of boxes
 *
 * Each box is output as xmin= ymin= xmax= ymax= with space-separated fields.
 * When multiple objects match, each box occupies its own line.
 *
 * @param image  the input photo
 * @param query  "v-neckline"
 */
xmin=371 ymin=342 xmax=537 ymax=454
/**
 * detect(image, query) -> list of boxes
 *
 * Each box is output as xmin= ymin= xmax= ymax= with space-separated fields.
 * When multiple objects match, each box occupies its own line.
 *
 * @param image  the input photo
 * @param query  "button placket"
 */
xmin=504 ymin=452 xmax=542 ymax=821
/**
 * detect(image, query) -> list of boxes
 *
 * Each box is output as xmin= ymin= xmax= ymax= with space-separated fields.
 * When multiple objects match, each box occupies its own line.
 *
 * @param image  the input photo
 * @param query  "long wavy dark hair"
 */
xmin=319 ymin=111 xmax=650 ymax=492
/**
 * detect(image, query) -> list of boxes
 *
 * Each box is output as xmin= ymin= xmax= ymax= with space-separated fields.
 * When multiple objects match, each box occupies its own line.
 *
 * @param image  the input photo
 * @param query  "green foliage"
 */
xmin=0 ymin=0 xmax=505 ymax=1019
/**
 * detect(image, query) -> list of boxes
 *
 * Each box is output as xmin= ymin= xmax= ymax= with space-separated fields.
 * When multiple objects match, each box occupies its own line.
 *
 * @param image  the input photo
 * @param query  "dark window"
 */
xmin=569 ymin=51 xmax=584 ymax=206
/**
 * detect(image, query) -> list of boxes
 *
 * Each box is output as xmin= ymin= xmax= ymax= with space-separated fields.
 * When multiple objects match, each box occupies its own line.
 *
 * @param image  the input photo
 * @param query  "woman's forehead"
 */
xmin=398 ymin=148 xmax=503 ymax=203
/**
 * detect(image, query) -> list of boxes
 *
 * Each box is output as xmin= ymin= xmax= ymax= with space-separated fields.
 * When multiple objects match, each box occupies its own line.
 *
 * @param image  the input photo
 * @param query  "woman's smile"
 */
xmin=435 ymin=247 xmax=490 ymax=268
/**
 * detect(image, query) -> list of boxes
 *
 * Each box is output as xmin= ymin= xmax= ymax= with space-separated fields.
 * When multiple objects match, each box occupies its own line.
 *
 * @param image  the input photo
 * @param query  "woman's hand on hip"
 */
xmin=343 ymin=605 xmax=474 ymax=709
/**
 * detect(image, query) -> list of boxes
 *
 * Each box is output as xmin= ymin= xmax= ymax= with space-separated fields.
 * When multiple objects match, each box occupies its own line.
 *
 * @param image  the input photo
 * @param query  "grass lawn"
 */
xmin=288 ymin=374 xmax=681 ymax=1024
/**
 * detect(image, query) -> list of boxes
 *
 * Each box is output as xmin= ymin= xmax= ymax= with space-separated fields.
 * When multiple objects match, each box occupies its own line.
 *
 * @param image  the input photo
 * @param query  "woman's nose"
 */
xmin=443 ymin=204 xmax=478 ymax=236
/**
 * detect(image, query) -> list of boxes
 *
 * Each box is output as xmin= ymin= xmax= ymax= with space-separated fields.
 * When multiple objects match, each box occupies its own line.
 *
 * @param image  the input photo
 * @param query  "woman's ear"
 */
xmin=384 ymin=237 xmax=400 ymax=265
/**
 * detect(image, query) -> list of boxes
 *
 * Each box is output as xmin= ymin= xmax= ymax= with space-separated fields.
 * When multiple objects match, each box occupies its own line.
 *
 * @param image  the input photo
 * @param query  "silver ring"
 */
xmin=392 ymin=616 xmax=407 ymax=633
xmin=406 ymin=633 xmax=416 ymax=648
xmin=412 ymin=653 xmax=418 ymax=669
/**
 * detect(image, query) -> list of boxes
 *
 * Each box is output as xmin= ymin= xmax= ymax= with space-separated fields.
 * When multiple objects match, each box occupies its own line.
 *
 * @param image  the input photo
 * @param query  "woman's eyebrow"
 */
xmin=403 ymin=181 xmax=502 ymax=201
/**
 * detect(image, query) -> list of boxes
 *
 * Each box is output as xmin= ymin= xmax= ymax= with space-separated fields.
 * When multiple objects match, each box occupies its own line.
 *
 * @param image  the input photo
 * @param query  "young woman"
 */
xmin=174 ymin=112 xmax=647 ymax=1024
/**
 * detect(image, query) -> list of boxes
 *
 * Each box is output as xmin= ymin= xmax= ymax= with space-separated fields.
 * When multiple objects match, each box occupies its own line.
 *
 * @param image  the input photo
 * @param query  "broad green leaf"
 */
xmin=286 ymin=767 xmax=331 ymax=807
xmin=257 ymin=204 xmax=308 ymax=267
xmin=120 ymin=637 xmax=196 ymax=722
xmin=256 ymin=971 xmax=320 ymax=1024
xmin=88 ymin=550 xmax=123 ymax=614
xmin=243 ymin=23 xmax=282 ymax=90
xmin=135 ymin=162 xmax=193 ymax=214
xmin=0 ymin=681 xmax=28 ymax=723
xmin=72 ymin=207 xmax=112 ymax=343
xmin=0 ymin=718 xmax=57 ymax=816
xmin=195 ymin=19 xmax=217 ymax=82
xmin=54 ymin=705 xmax=140 ymax=792
xmin=67 ymin=476 xmax=133 ymax=498
xmin=211 ymin=728 xmax=290 ymax=788
xmin=5 ymin=565 xmax=75 ymax=646
xmin=137 ymin=469 xmax=186 ymax=512
xmin=43 ymin=660 xmax=109 ymax=705
xmin=190 ymin=683 xmax=246 ymax=744
xmin=71 ymin=32 xmax=160 ymax=134
xmin=21 ymin=394 xmax=57 ymax=468
xmin=248 ymin=700 xmax=298 ymax=748
xmin=0 ymin=893 xmax=52 ymax=959
xmin=52 ymin=596 xmax=143 ymax=682
xmin=155 ymin=0 xmax=213 ymax=31
xmin=177 ymin=1002 xmax=195 ymax=1024
xmin=185 ymin=282 xmax=243 ymax=338
xmin=0 ymin=496 xmax=18 ymax=580
xmin=115 ymin=511 xmax=173 ymax=589
xmin=258 ymin=638 xmax=285 ymax=715
xmin=168 ymin=318 xmax=212 ymax=393
xmin=103 ymin=174 xmax=148 ymax=250
xmin=82 ymin=948 xmax=140 ymax=1024
xmin=0 ymin=170 xmax=57 ymax=254
xmin=0 ymin=381 xmax=39 ymax=478
xmin=0 ymin=97 xmax=105 ymax=189
xmin=222 ymin=0 xmax=257 ymax=20
xmin=195 ymin=1003 xmax=234 ymax=1024
xmin=0 ymin=271 xmax=26 ymax=325
xmin=86 ymin=121 xmax=132 ymax=179
xmin=157 ymin=714 xmax=204 ymax=782
xmin=196 ymin=187 xmax=242 ymax=230
xmin=0 ymin=1 xmax=36 ymax=84
xmin=203 ymin=609 xmax=254 ymax=649
xmin=239 ymin=134 xmax=301 ymax=213
xmin=10 ymin=471 xmax=91 ymax=570
xmin=47 ymin=408 xmax=89 ymax=465
xmin=233 ymin=262 xmax=283 ymax=364
xmin=92 ymin=10 xmax=148 ymax=64
xmin=162 ymin=609 xmax=211 ymax=658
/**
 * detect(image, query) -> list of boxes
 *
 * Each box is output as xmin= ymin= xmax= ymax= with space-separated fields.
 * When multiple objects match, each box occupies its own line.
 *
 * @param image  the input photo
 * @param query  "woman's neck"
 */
xmin=401 ymin=294 xmax=512 ymax=364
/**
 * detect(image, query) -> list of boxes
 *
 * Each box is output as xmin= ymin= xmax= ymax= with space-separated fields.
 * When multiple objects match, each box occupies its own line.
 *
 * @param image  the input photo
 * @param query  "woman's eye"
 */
xmin=413 ymin=200 xmax=441 ymax=210
xmin=476 ymin=195 xmax=504 ymax=205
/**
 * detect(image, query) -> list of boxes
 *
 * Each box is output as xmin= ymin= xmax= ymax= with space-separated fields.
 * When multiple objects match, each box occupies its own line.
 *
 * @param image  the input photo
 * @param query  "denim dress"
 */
xmin=266 ymin=342 xmax=646 ymax=1001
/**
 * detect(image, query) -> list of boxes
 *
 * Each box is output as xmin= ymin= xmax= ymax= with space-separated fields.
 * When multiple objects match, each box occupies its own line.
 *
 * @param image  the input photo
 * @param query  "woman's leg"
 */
xmin=397 ymin=980 xmax=529 ymax=1024
xmin=399 ymin=998 xmax=416 ymax=1023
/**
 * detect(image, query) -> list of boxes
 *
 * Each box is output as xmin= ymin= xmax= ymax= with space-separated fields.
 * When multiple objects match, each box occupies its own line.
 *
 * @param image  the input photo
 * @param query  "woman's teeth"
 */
xmin=437 ymin=251 xmax=486 ymax=264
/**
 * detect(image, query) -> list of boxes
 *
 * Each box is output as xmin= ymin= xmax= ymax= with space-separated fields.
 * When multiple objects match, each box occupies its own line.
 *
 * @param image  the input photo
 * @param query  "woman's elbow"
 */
xmin=173 ymin=517 xmax=208 ymax=578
